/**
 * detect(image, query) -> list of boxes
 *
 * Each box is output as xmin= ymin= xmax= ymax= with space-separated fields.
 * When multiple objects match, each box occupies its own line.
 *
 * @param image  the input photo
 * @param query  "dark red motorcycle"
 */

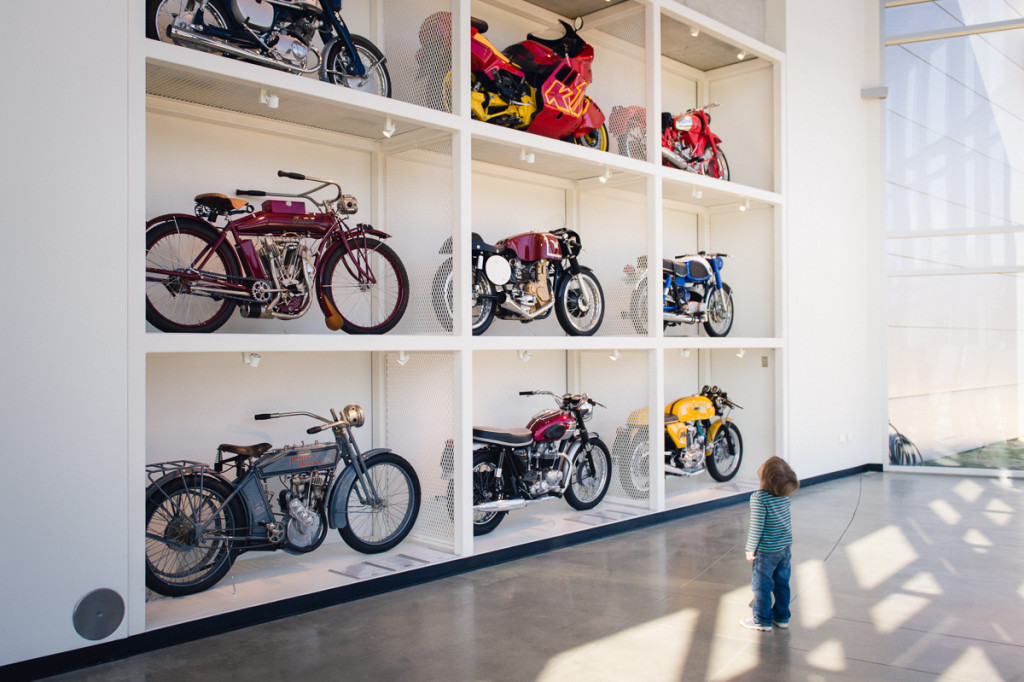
xmin=609 ymin=103 xmax=730 ymax=179
xmin=145 ymin=171 xmax=409 ymax=334
xmin=446 ymin=390 xmax=612 ymax=536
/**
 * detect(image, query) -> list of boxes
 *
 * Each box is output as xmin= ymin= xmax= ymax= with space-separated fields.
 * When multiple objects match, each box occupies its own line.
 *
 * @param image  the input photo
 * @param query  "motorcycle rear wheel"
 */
xmin=472 ymin=450 xmax=506 ymax=535
xmin=570 ymin=123 xmax=610 ymax=153
xmin=702 ymin=284 xmax=734 ymax=337
xmin=472 ymin=269 xmax=496 ymax=336
xmin=555 ymin=267 xmax=605 ymax=336
xmin=146 ymin=0 xmax=229 ymax=43
xmin=145 ymin=218 xmax=240 ymax=333
xmin=338 ymin=453 xmax=420 ymax=553
xmin=145 ymin=473 xmax=241 ymax=597
xmin=321 ymin=237 xmax=409 ymax=334
xmin=564 ymin=439 xmax=612 ymax=510
xmin=706 ymin=423 xmax=743 ymax=482
xmin=325 ymin=35 xmax=392 ymax=99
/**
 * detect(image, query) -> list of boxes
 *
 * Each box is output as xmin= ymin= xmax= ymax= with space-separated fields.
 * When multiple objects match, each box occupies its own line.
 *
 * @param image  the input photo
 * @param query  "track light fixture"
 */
xmin=259 ymin=88 xmax=279 ymax=109
xmin=243 ymin=352 xmax=262 ymax=368
xmin=517 ymin=350 xmax=532 ymax=362
xmin=598 ymin=168 xmax=612 ymax=184
xmin=520 ymin=148 xmax=535 ymax=164
xmin=739 ymin=199 xmax=750 ymax=212
xmin=690 ymin=26 xmax=700 ymax=38
xmin=610 ymin=349 xmax=621 ymax=361
xmin=691 ymin=187 xmax=703 ymax=200
xmin=737 ymin=50 xmax=747 ymax=60
xmin=736 ymin=348 xmax=746 ymax=358
xmin=680 ymin=348 xmax=691 ymax=358
xmin=382 ymin=117 xmax=395 ymax=138
xmin=397 ymin=350 xmax=410 ymax=366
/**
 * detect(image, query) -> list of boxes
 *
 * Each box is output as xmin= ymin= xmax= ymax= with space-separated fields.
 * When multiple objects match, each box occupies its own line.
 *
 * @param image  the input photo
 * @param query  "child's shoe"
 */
xmin=739 ymin=618 xmax=772 ymax=631
xmin=773 ymin=620 xmax=789 ymax=629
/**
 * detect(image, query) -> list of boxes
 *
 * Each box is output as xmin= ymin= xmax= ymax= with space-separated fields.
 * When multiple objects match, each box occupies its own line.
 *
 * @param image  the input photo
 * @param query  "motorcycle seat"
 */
xmin=217 ymin=443 xmax=272 ymax=459
xmin=502 ymin=44 xmax=549 ymax=77
xmin=471 ymin=17 xmax=489 ymax=34
xmin=472 ymin=232 xmax=500 ymax=255
xmin=664 ymin=415 xmax=679 ymax=425
xmin=473 ymin=426 xmax=534 ymax=447
xmin=196 ymin=193 xmax=249 ymax=213
xmin=663 ymin=258 xmax=711 ymax=281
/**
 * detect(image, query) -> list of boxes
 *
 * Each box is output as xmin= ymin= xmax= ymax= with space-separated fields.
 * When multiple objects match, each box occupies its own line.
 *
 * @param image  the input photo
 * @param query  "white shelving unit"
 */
xmin=134 ymin=0 xmax=785 ymax=632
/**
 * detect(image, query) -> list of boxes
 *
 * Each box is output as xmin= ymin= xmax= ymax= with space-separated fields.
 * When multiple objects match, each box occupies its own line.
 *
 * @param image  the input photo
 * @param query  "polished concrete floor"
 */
xmin=50 ymin=472 xmax=1024 ymax=681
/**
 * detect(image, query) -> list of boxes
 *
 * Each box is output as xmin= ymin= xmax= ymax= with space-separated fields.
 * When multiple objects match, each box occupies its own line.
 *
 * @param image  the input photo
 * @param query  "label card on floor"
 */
xmin=569 ymin=509 xmax=638 ymax=525
xmin=399 ymin=548 xmax=457 ymax=564
xmin=331 ymin=563 xmax=394 ymax=580
xmin=366 ymin=555 xmax=425 ymax=572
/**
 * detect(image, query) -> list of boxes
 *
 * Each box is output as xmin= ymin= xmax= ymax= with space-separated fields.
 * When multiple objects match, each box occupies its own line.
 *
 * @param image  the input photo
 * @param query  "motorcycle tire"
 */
xmin=146 ymin=0 xmax=230 ymax=43
xmin=321 ymin=237 xmax=409 ymax=334
xmin=325 ymin=35 xmax=392 ymax=99
xmin=555 ymin=266 xmax=605 ymax=336
xmin=432 ymin=257 xmax=454 ymax=332
xmin=564 ymin=438 xmax=613 ymax=510
xmin=472 ymin=269 xmax=496 ymax=336
xmin=337 ymin=453 xmax=420 ymax=553
xmin=472 ymin=450 xmax=506 ymax=536
xmin=614 ymin=431 xmax=650 ymax=498
xmin=145 ymin=217 xmax=241 ymax=333
xmin=706 ymin=422 xmax=743 ymax=482
xmin=145 ymin=473 xmax=242 ymax=597
xmin=702 ymin=284 xmax=734 ymax=337
xmin=708 ymin=149 xmax=730 ymax=181
xmin=569 ymin=122 xmax=610 ymax=153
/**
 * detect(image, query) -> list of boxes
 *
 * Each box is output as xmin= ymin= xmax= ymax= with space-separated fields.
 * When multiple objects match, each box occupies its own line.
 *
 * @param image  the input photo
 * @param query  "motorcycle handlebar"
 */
xmin=278 ymin=170 xmax=306 ymax=180
xmin=307 ymin=425 xmax=326 ymax=434
xmin=254 ymin=413 xmax=272 ymax=420
xmin=236 ymin=189 xmax=266 ymax=196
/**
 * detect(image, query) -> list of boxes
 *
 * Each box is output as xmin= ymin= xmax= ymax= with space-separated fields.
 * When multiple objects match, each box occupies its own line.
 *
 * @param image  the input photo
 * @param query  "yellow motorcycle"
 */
xmin=614 ymin=386 xmax=743 ymax=496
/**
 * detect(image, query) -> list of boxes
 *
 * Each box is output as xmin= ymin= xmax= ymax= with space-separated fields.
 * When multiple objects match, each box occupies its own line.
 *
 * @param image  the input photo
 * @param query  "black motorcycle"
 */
xmin=147 ymin=0 xmax=391 ymax=98
xmin=144 ymin=406 xmax=419 ymax=596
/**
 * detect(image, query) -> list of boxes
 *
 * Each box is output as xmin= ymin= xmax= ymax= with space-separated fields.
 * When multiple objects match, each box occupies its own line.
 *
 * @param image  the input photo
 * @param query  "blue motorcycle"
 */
xmin=624 ymin=252 xmax=734 ymax=336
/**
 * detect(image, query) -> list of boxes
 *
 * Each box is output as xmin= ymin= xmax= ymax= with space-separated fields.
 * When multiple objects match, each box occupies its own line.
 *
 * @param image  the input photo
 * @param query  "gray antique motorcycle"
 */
xmin=145 ymin=406 xmax=420 ymax=596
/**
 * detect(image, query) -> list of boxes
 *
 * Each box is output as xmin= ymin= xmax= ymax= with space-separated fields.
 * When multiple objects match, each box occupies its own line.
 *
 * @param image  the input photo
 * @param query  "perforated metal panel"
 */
xmin=577 ymin=350 xmax=650 ymax=507
xmin=382 ymin=1 xmax=452 ymax=111
xmin=385 ymin=352 xmax=455 ymax=549
xmin=384 ymin=136 xmax=455 ymax=335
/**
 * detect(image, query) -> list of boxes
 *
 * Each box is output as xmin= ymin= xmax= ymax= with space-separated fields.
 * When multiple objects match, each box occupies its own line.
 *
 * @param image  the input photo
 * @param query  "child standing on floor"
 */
xmin=741 ymin=456 xmax=800 ymax=632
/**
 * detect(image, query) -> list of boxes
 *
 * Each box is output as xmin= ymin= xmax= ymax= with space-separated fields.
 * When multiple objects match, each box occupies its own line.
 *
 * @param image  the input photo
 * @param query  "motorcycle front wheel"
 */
xmin=321 ymin=237 xmax=409 ymax=334
xmin=564 ymin=439 xmax=612 ymax=510
xmin=325 ymin=35 xmax=392 ymax=98
xmin=570 ymin=122 xmax=610 ymax=153
xmin=145 ymin=473 xmax=241 ymax=597
xmin=708 ymin=149 xmax=730 ymax=181
xmin=338 ymin=453 xmax=420 ymax=553
xmin=555 ymin=267 xmax=605 ymax=336
xmin=703 ymin=284 xmax=734 ymax=337
xmin=146 ymin=0 xmax=229 ymax=43
xmin=706 ymin=422 xmax=743 ymax=482
xmin=472 ymin=269 xmax=496 ymax=336
xmin=472 ymin=450 xmax=506 ymax=535
xmin=145 ymin=218 xmax=240 ymax=333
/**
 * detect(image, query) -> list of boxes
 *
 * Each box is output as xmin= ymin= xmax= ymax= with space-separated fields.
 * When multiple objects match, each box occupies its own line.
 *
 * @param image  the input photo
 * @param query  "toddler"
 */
xmin=741 ymin=455 xmax=800 ymax=632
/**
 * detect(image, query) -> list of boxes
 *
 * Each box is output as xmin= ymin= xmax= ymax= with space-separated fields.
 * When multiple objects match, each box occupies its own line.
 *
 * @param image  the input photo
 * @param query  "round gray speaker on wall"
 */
xmin=73 ymin=588 xmax=125 ymax=641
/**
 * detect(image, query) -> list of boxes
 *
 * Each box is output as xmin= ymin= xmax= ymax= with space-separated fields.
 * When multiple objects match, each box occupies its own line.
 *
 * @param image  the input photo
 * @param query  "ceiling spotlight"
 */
xmin=737 ymin=50 xmax=747 ymax=60
xmin=382 ymin=117 xmax=395 ymax=138
xmin=690 ymin=26 xmax=700 ymax=38
xmin=736 ymin=348 xmax=746 ymax=358
xmin=397 ymin=350 xmax=410 ymax=366
xmin=680 ymin=348 xmax=691 ymax=358
xmin=610 ymin=349 xmax=621 ymax=361
xmin=517 ymin=350 xmax=532 ymax=362
xmin=259 ymin=88 xmax=279 ymax=109
xmin=599 ymin=168 xmax=612 ymax=184
xmin=691 ymin=187 xmax=703 ymax=200
xmin=739 ymin=199 xmax=750 ymax=212
xmin=520 ymin=148 xmax=535 ymax=164
xmin=243 ymin=352 xmax=261 ymax=368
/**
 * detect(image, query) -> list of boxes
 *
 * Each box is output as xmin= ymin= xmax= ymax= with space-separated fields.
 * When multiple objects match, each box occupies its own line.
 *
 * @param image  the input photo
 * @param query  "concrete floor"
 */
xmin=49 ymin=472 xmax=1024 ymax=681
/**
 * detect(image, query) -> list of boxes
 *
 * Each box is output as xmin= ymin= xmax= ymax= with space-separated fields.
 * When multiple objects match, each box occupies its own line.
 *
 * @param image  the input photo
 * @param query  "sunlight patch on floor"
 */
xmin=928 ymin=498 xmax=962 ymax=525
xmin=869 ymin=593 xmax=931 ymax=633
xmin=794 ymin=559 xmax=834 ymax=627
xmin=944 ymin=645 xmax=1002 ymax=681
xmin=962 ymin=528 xmax=993 ymax=547
xmin=846 ymin=526 xmax=918 ymax=590
xmin=806 ymin=639 xmax=847 ymax=672
xmin=952 ymin=479 xmax=984 ymax=503
xmin=900 ymin=571 xmax=943 ymax=596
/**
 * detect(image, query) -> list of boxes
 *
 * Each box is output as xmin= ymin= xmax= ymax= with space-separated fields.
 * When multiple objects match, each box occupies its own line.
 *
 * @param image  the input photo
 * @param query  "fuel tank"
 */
xmin=232 ymin=209 xmax=335 ymax=237
xmin=527 ymin=409 xmax=573 ymax=442
xmin=666 ymin=395 xmax=715 ymax=422
xmin=497 ymin=232 xmax=562 ymax=262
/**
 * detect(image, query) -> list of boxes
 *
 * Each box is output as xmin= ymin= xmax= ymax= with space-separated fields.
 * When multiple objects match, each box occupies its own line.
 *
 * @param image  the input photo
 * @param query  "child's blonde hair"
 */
xmin=761 ymin=456 xmax=799 ymax=497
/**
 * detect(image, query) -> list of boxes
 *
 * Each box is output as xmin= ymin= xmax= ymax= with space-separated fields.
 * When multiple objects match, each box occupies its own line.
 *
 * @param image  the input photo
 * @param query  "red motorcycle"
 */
xmin=145 ymin=171 xmax=409 ymax=334
xmin=416 ymin=13 xmax=608 ymax=150
xmin=609 ymin=103 xmax=730 ymax=179
xmin=444 ymin=390 xmax=612 ymax=536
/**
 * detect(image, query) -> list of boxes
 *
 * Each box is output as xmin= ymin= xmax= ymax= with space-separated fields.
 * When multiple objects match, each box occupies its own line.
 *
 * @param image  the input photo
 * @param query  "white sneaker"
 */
xmin=740 ymin=618 xmax=772 ymax=632
xmin=773 ymin=620 xmax=790 ymax=629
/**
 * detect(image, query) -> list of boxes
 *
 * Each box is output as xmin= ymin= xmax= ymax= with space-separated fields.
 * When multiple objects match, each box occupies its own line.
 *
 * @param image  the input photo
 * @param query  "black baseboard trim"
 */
xmin=4 ymin=461 xmax=882 ymax=681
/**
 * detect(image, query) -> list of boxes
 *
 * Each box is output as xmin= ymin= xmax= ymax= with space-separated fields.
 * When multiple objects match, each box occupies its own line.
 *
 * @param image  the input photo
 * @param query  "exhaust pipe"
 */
xmin=661 ymin=147 xmax=692 ymax=170
xmin=664 ymin=464 xmax=703 ymax=477
xmin=168 ymin=25 xmax=315 ymax=74
xmin=474 ymin=496 xmax=557 ymax=513
xmin=663 ymin=312 xmax=697 ymax=324
xmin=500 ymin=298 xmax=554 ymax=320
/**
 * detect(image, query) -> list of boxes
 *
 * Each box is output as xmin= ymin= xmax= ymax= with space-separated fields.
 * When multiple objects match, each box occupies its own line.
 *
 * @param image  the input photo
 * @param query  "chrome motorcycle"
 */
xmin=147 ymin=0 xmax=391 ymax=97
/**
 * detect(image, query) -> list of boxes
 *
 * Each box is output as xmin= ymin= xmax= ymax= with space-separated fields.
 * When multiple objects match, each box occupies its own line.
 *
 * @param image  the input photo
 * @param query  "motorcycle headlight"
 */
xmin=580 ymin=402 xmax=594 ymax=422
xmin=343 ymin=404 xmax=365 ymax=428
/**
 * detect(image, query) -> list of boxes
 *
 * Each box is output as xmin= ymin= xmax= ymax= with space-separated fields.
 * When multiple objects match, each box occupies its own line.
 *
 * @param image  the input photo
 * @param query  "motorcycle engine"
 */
xmin=272 ymin=34 xmax=311 ymax=67
xmin=232 ymin=0 xmax=274 ymax=31
xmin=522 ymin=469 xmax=564 ymax=497
xmin=278 ymin=476 xmax=326 ymax=553
xmin=505 ymin=258 xmax=550 ymax=313
xmin=523 ymin=261 xmax=552 ymax=307
xmin=244 ymin=237 xmax=313 ymax=318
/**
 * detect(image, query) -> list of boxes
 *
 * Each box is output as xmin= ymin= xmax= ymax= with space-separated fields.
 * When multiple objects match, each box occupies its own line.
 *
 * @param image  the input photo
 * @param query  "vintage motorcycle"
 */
xmin=432 ymin=229 xmax=605 ymax=336
xmin=614 ymin=385 xmax=743 ymax=496
xmin=608 ymin=103 xmax=729 ymax=179
xmin=450 ymin=390 xmax=612 ymax=535
xmin=623 ymin=252 xmax=733 ymax=336
xmin=147 ymin=0 xmax=391 ymax=98
xmin=145 ymin=405 xmax=421 ymax=596
xmin=145 ymin=170 xmax=409 ymax=334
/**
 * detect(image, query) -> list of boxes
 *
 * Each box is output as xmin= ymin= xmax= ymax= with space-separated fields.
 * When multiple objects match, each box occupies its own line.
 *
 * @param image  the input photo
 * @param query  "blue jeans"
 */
xmin=751 ymin=547 xmax=791 ymax=626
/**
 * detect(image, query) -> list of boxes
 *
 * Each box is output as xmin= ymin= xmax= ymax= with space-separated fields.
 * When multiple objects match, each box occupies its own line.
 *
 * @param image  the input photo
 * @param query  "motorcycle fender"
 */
xmin=145 ymin=464 xmax=266 ymax=533
xmin=314 ymin=229 xmax=393 ymax=330
xmin=577 ymin=97 xmax=606 ymax=133
xmin=706 ymin=419 xmax=729 ymax=444
xmin=326 ymin=448 xmax=394 ymax=529
xmin=146 ymin=214 xmax=247 ymax=277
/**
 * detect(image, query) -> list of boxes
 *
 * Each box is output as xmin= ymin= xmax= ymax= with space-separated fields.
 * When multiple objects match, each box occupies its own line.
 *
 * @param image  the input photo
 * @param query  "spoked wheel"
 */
xmin=707 ymin=149 xmax=730 ymax=181
xmin=706 ymin=422 xmax=743 ymax=482
xmin=472 ymin=450 xmax=506 ymax=536
xmin=564 ymin=439 xmax=612 ymax=510
xmin=338 ymin=453 xmax=420 ymax=553
xmin=146 ymin=0 xmax=229 ymax=43
xmin=703 ymin=284 xmax=734 ymax=337
xmin=472 ymin=269 xmax=496 ymax=336
xmin=432 ymin=257 xmax=454 ymax=332
xmin=555 ymin=267 xmax=605 ymax=336
xmin=618 ymin=436 xmax=650 ymax=498
xmin=145 ymin=474 xmax=240 ymax=597
xmin=145 ymin=218 xmax=240 ymax=333
xmin=325 ymin=35 xmax=392 ymax=98
xmin=321 ymin=237 xmax=409 ymax=334
xmin=570 ymin=122 xmax=610 ymax=153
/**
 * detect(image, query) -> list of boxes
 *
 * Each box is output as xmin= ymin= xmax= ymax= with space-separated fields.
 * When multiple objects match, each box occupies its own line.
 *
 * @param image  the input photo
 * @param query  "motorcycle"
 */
xmin=415 ymin=13 xmax=608 ymax=150
xmin=432 ymin=229 xmax=605 ymax=336
xmin=147 ymin=0 xmax=391 ymax=98
xmin=623 ymin=252 xmax=733 ymax=336
xmin=447 ymin=390 xmax=612 ymax=536
xmin=608 ymin=103 xmax=729 ymax=179
xmin=614 ymin=385 xmax=743 ymax=496
xmin=145 ymin=405 xmax=421 ymax=596
xmin=145 ymin=170 xmax=409 ymax=334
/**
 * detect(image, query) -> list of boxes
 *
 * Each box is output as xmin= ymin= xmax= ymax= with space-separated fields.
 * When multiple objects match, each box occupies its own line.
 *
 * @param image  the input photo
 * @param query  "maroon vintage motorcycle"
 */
xmin=451 ymin=390 xmax=612 ymax=536
xmin=609 ymin=103 xmax=730 ymax=179
xmin=145 ymin=171 xmax=409 ymax=334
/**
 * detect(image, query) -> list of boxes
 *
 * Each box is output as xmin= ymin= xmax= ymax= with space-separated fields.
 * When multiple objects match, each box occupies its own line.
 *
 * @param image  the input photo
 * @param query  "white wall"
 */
xmin=0 ymin=1 xmax=130 ymax=665
xmin=784 ymin=0 xmax=887 ymax=478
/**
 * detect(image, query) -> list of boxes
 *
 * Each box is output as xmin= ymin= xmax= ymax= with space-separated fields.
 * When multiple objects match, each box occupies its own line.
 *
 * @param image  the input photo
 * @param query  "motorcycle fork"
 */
xmin=334 ymin=231 xmax=378 ymax=285
xmin=340 ymin=427 xmax=382 ymax=506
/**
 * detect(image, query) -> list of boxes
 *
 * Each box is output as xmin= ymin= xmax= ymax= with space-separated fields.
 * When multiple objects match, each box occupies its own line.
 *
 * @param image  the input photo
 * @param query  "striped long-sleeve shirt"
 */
xmin=746 ymin=490 xmax=792 ymax=553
